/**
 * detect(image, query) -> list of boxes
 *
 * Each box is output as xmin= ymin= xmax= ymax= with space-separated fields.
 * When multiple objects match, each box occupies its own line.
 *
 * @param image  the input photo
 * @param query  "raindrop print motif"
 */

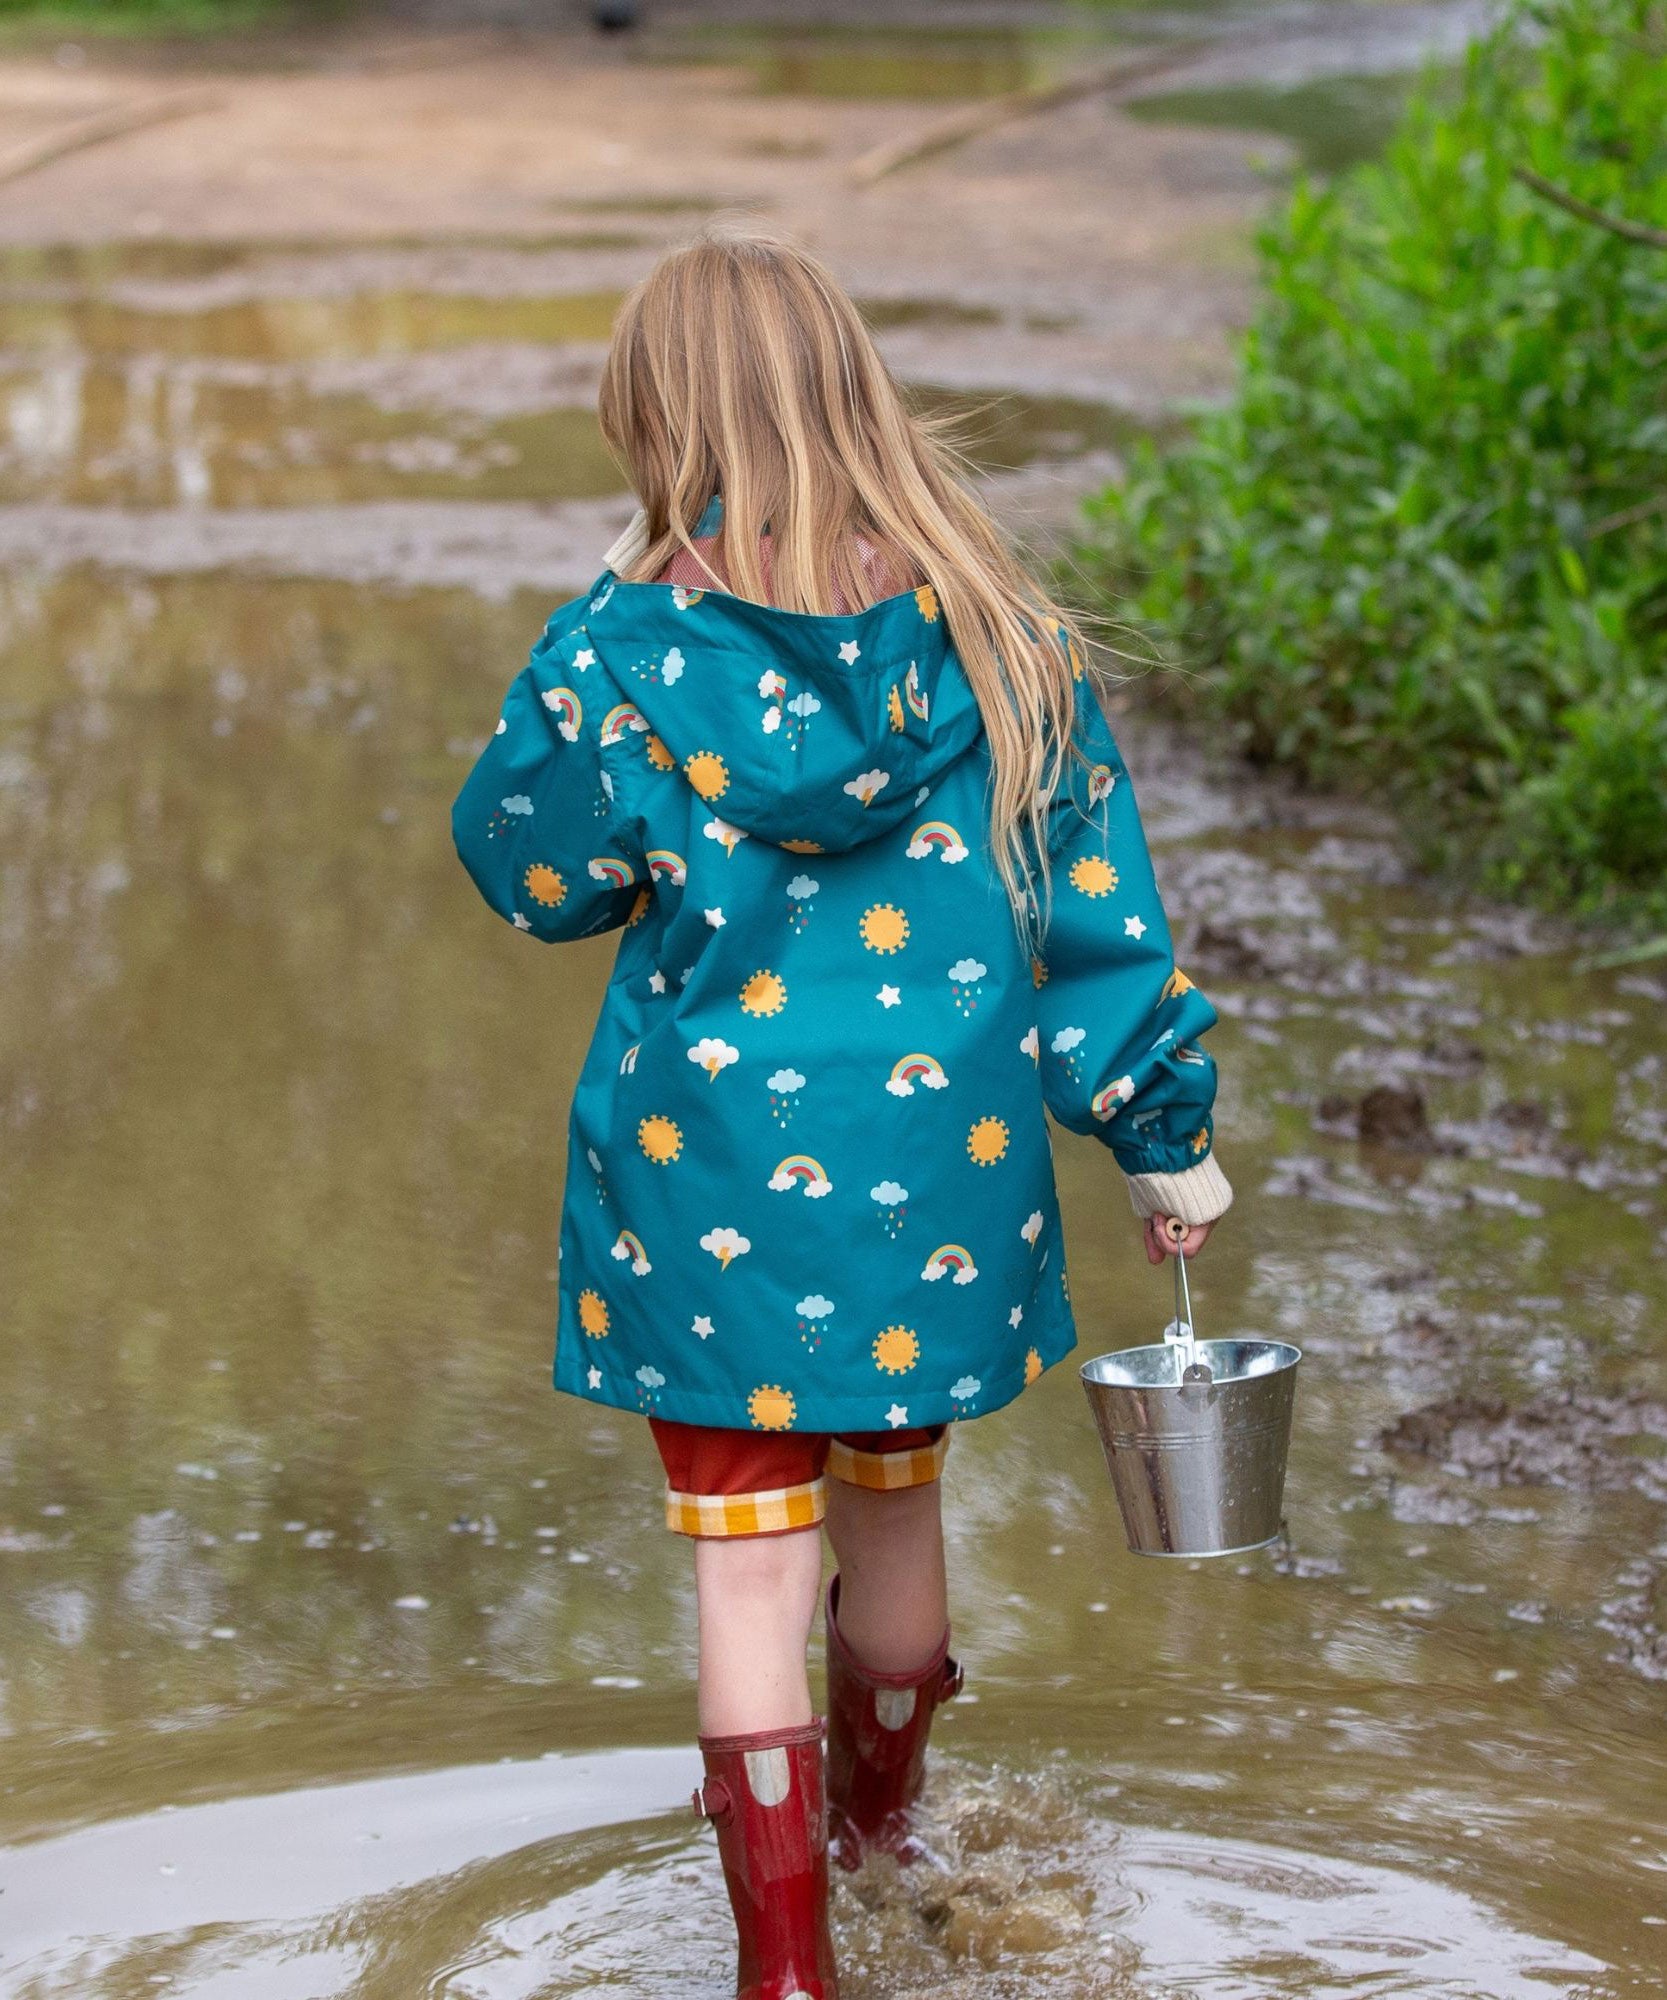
xmin=905 ymin=820 xmax=968 ymax=863
xmin=1051 ymin=1024 xmax=1087 ymax=1084
xmin=768 ymin=1154 xmax=834 ymax=1199
xmin=947 ymin=957 xmax=986 ymax=1013
xmin=860 ymin=904 xmax=910 ymax=955
xmin=949 ymin=1375 xmax=982 ymax=1412
xmin=785 ymin=874 xmax=819 ymax=932
xmin=701 ymin=1226 xmax=751 ymax=1272
xmin=921 ymin=1246 xmax=978 ymax=1286
xmin=784 ymin=688 xmax=820 ymax=747
xmin=796 ymin=1294 xmax=834 ymax=1353
xmin=886 ymin=1054 xmax=948 ymax=1098
xmin=587 ymin=1145 xmax=607 ymax=1203
xmin=485 ymin=794 xmax=533 ymax=839
xmin=873 ymin=1325 xmax=920 ymax=1376
xmin=766 ymin=1068 xmax=805 ymax=1126
xmin=871 ymin=1181 xmax=909 ymax=1237
xmin=688 ymin=1038 xmax=739 ymax=1081
xmin=611 ymin=1230 xmax=651 ymax=1277
xmin=966 ymin=1117 xmax=1010 ymax=1166
xmin=627 ymin=644 xmax=684 ymax=686
xmin=634 ymin=1364 xmax=666 ymax=1412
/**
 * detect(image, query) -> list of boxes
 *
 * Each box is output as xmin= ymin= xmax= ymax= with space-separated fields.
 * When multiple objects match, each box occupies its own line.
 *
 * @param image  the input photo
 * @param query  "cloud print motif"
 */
xmin=451 ymin=527 xmax=1225 ymax=1434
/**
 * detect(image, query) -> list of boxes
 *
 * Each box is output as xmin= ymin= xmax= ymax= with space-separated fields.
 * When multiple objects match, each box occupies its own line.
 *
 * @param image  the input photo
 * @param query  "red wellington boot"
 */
xmin=694 ymin=1719 xmax=840 ymax=1999
xmin=824 ymin=1575 xmax=963 ymax=1870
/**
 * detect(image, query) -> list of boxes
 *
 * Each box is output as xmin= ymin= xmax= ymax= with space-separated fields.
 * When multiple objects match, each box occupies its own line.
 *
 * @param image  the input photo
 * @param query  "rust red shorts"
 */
xmin=649 ymin=1418 xmax=949 ymax=1539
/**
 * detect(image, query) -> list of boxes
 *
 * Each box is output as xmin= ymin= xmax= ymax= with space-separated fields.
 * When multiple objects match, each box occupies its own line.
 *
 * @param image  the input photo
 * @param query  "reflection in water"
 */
xmin=3 ymin=565 xmax=1663 ymax=1994
xmin=1 ymin=198 xmax=1665 ymax=1994
xmin=0 ymin=1750 xmax=1601 ymax=1998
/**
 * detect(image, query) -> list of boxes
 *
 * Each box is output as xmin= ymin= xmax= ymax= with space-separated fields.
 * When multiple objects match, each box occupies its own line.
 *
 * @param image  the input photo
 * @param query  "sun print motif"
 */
xmin=860 ymin=903 xmax=910 ymax=954
xmin=967 ymin=1116 xmax=1010 ymax=1166
xmin=524 ymin=863 xmax=566 ymax=908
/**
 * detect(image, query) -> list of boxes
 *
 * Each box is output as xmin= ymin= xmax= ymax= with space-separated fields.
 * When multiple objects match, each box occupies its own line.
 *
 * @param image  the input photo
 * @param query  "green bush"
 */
xmin=1076 ymin=0 xmax=1667 ymax=925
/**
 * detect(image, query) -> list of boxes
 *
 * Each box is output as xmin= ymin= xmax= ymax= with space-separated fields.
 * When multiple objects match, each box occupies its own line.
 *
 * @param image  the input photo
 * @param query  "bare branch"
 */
xmin=1512 ymin=165 xmax=1667 ymax=250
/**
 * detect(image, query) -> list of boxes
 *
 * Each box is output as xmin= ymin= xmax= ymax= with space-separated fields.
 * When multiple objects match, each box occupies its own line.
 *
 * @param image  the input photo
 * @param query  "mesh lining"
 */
xmin=657 ymin=531 xmax=915 ymax=612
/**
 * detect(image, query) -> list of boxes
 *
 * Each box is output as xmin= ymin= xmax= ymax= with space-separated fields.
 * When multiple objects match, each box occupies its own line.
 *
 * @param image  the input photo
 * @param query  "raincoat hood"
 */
xmin=579 ymin=568 xmax=985 ymax=855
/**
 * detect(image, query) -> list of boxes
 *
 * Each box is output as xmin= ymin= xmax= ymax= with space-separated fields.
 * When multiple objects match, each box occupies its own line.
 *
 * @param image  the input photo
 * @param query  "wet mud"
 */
xmin=3 ymin=6 xmax=1666 ymax=1995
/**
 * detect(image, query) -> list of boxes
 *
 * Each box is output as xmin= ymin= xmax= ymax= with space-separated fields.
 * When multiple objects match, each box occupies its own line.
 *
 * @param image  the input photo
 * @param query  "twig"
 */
xmin=1512 ymin=165 xmax=1667 ymax=251
xmin=0 ymin=89 xmax=221 ymax=192
xmin=1587 ymin=491 xmax=1667 ymax=538
xmin=850 ymin=40 xmax=1224 ymax=187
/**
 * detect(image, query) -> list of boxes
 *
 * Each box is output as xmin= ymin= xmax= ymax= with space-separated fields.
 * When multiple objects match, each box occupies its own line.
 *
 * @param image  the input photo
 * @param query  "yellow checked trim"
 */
xmin=665 ymin=1477 xmax=828 ymax=1539
xmin=827 ymin=1429 xmax=949 ymax=1493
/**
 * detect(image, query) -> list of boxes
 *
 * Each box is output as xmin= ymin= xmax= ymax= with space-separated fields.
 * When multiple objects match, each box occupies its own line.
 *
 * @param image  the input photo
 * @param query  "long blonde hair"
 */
xmin=597 ymin=225 xmax=1087 ymax=926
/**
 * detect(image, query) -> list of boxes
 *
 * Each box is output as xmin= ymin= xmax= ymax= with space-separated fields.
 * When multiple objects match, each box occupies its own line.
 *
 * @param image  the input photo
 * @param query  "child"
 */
xmin=453 ymin=227 xmax=1230 ymax=1999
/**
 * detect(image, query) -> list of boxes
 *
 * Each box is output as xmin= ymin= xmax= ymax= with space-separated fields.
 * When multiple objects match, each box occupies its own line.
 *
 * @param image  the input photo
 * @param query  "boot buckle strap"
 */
xmin=692 ymin=1777 xmax=733 ymax=1823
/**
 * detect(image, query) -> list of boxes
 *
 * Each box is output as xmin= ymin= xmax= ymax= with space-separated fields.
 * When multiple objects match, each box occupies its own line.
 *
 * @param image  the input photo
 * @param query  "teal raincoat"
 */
xmin=453 ymin=533 xmax=1224 ymax=1436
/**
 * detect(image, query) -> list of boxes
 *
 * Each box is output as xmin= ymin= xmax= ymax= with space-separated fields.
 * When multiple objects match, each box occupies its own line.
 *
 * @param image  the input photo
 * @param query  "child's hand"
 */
xmin=1143 ymin=1215 xmax=1214 ymax=1266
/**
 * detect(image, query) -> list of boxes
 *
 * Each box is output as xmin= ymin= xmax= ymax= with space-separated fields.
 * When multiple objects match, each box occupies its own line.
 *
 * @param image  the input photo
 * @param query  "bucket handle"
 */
xmin=1167 ymin=1221 xmax=1199 ymax=1370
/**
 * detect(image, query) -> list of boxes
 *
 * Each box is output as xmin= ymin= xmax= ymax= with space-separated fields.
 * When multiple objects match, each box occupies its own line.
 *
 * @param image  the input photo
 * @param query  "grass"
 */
xmin=1075 ymin=0 xmax=1667 ymax=929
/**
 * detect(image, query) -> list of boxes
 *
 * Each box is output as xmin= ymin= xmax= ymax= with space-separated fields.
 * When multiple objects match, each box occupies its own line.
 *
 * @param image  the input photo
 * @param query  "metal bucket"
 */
xmin=1079 ymin=1249 xmax=1299 ymax=1558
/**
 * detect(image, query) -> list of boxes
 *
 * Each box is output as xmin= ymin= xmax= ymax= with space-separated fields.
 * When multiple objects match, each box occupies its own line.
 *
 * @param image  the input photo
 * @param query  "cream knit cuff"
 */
xmin=1124 ymin=1155 xmax=1234 ymax=1227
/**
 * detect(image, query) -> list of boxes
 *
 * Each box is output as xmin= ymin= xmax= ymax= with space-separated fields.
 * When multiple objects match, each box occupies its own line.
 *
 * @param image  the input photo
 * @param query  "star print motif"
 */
xmin=886 ymin=1403 xmax=909 ymax=1429
xmin=513 ymin=912 xmax=532 ymax=930
xmin=648 ymin=970 xmax=667 ymax=994
xmin=573 ymin=647 xmax=596 ymax=670
xmin=704 ymin=907 xmax=725 ymax=929
xmin=693 ymin=1315 xmax=713 ymax=1339
xmin=1009 ymin=1306 xmax=1024 ymax=1328
xmin=1124 ymin=915 xmax=1147 ymax=940
xmin=586 ymin=1365 xmax=602 ymax=1389
xmin=877 ymin=985 xmax=901 ymax=1008
xmin=838 ymin=639 xmax=861 ymax=665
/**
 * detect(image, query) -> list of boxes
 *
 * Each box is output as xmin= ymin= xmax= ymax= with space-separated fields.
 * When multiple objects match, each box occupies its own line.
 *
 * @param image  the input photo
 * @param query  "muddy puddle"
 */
xmin=3 ymin=207 xmax=1666 ymax=1997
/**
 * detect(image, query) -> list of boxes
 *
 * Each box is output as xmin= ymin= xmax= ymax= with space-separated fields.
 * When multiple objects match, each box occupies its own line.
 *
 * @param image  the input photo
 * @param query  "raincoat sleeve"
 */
xmin=1035 ymin=674 xmax=1233 ymax=1228
xmin=451 ymin=622 xmax=647 ymax=942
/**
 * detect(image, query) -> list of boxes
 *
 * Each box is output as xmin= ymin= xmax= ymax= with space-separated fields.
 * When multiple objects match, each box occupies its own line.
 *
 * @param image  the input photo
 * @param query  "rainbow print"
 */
xmin=768 ymin=1153 xmax=834 ymax=1197
xmin=600 ymin=702 xmax=649 ymax=745
xmin=1091 ymin=1075 xmax=1134 ymax=1122
xmin=921 ymin=1244 xmax=978 ymax=1284
xmin=543 ymin=686 xmax=582 ymax=741
xmin=886 ymin=1052 xmax=949 ymax=1097
xmin=647 ymin=848 xmax=687 ymax=885
xmin=905 ymin=662 xmax=929 ymax=721
xmin=905 ymin=820 xmax=968 ymax=864
xmin=587 ymin=855 xmax=635 ymax=888
xmin=611 ymin=1227 xmax=651 ymax=1276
